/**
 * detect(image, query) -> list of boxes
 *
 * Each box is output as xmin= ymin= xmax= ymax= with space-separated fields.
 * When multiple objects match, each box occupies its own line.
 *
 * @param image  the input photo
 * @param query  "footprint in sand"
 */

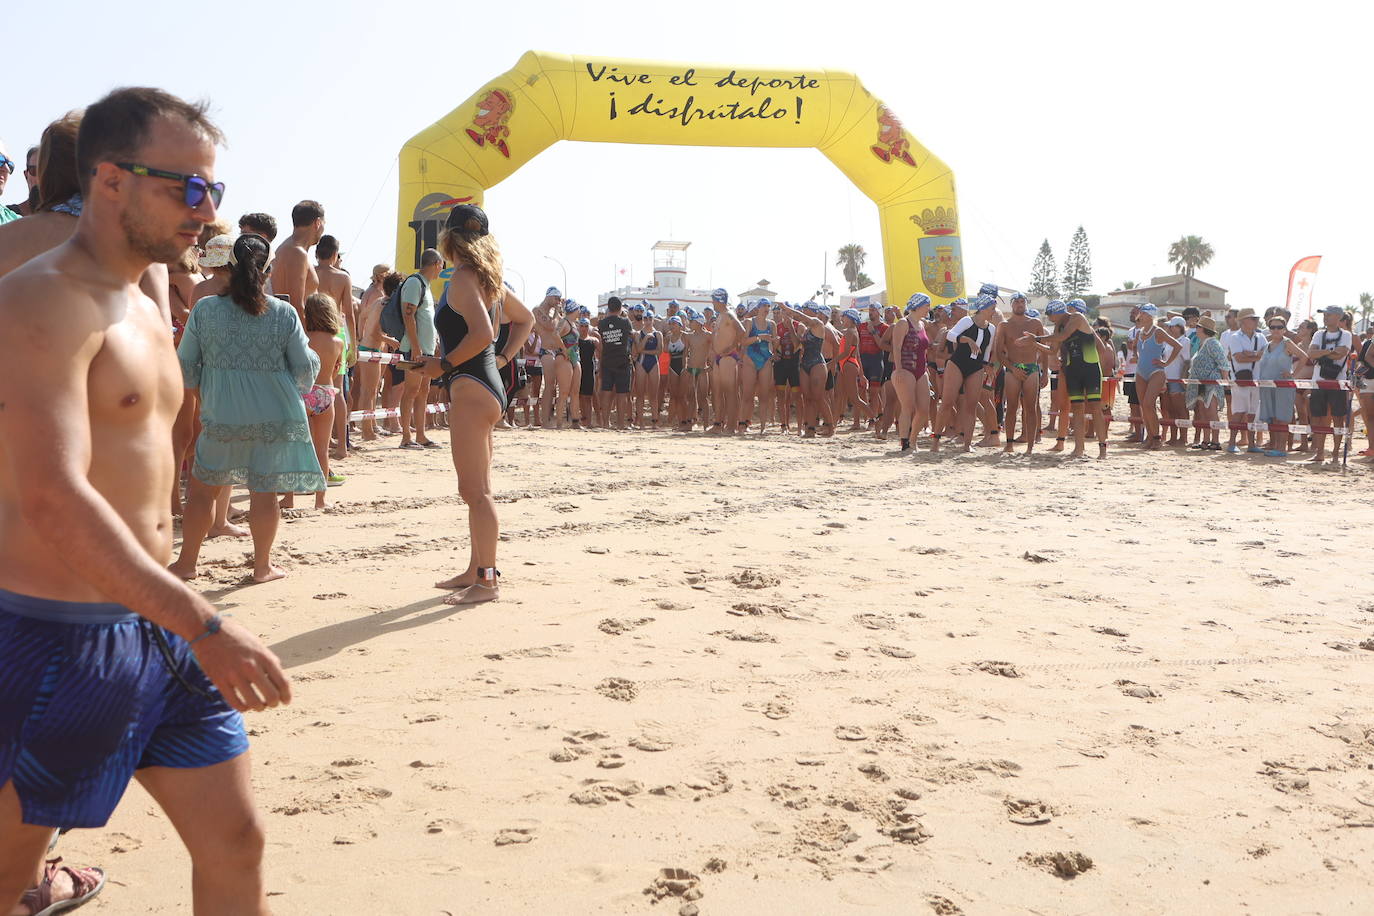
xmin=1005 ymin=798 xmax=1053 ymax=825
xmin=1091 ymin=625 xmax=1128 ymax=638
xmin=878 ymin=645 xmax=916 ymax=659
xmin=729 ymin=569 xmax=781 ymax=590
xmin=710 ymin=629 xmax=778 ymax=643
xmin=494 ymin=827 xmax=535 ymax=846
xmin=598 ymin=617 xmax=655 ymax=636
xmin=926 ymin=895 xmax=964 ymax=915
xmin=595 ymin=678 xmax=638 ymax=701
xmin=854 ymin=613 xmax=896 ymax=630
xmin=597 ymin=754 xmax=626 ymax=769
xmin=974 ymin=660 xmax=1023 ymax=678
xmin=629 ymin=735 xmax=674 ymax=752
xmin=834 ymin=725 xmax=868 ymax=742
xmin=1116 ymin=680 xmax=1160 ymax=699
xmin=1021 ymin=851 xmax=1093 ymax=878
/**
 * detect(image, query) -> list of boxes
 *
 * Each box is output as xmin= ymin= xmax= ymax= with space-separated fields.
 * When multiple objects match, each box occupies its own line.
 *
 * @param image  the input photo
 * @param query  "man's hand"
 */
xmin=192 ymin=619 xmax=293 ymax=712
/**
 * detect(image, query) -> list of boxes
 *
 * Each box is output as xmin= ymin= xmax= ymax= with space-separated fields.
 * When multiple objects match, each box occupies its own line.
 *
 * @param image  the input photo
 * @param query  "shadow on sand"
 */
xmin=268 ymin=594 xmax=463 ymax=669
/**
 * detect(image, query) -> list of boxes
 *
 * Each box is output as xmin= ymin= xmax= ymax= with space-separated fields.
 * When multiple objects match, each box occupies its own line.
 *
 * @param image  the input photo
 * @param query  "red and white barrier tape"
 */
xmin=355 ymin=351 xmax=406 ymax=364
xmin=1117 ymin=375 xmax=1358 ymax=391
xmin=347 ymin=403 xmax=449 ymax=423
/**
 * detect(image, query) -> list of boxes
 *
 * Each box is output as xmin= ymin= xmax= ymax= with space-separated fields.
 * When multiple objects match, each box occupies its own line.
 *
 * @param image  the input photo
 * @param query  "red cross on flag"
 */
xmin=1285 ymin=255 xmax=1322 ymax=320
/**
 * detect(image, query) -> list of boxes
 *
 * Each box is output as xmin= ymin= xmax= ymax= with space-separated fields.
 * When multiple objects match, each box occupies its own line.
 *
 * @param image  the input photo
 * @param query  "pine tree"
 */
xmin=1061 ymin=225 xmax=1092 ymax=298
xmin=1028 ymin=240 xmax=1058 ymax=298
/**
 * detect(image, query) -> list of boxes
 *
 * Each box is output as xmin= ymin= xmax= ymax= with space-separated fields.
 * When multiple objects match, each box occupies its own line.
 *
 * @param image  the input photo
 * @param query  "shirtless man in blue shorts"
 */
xmin=0 ymin=88 xmax=290 ymax=916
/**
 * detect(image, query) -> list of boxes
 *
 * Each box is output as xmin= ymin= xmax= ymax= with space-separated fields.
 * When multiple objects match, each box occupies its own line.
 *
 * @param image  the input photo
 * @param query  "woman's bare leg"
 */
xmin=169 ymin=476 xmax=224 ymax=579
xmin=248 ymin=491 xmax=285 ymax=582
xmin=441 ymin=383 xmax=503 ymax=604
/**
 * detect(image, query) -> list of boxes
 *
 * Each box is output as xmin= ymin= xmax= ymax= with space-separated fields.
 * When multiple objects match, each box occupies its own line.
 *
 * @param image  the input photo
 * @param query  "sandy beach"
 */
xmin=63 ymin=428 xmax=1374 ymax=914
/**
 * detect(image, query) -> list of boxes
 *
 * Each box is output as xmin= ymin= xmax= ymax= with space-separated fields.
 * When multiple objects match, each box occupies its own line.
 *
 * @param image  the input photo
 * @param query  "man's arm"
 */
xmin=0 ymin=271 xmax=288 ymax=711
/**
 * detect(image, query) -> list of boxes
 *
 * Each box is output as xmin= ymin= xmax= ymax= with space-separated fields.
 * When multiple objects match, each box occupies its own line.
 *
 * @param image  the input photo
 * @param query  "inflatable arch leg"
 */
xmin=396 ymin=51 xmax=961 ymax=305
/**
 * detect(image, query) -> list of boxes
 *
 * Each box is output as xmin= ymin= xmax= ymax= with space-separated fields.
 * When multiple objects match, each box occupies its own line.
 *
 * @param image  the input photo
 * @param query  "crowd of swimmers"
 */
xmin=447 ymin=283 xmax=1370 ymax=466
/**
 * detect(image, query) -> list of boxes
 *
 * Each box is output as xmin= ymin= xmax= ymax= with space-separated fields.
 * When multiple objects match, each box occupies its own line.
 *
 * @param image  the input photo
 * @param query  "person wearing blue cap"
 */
xmin=709 ymin=288 xmax=747 ymax=434
xmin=933 ymin=294 xmax=997 ymax=452
xmin=682 ymin=309 xmax=713 ymax=429
xmin=890 ymin=294 xmax=933 ymax=450
xmin=663 ymin=314 xmax=689 ymax=429
xmin=777 ymin=301 xmax=837 ymax=436
xmin=742 ymin=299 xmax=777 ymax=433
xmin=632 ymin=306 xmax=664 ymax=428
xmin=834 ymin=308 xmax=872 ymax=433
xmin=597 ymin=297 xmax=634 ymax=428
xmin=1132 ymin=303 xmax=1182 ymax=450
xmin=1020 ymin=300 xmax=1111 ymax=458
xmin=995 ymin=290 xmax=1047 ymax=455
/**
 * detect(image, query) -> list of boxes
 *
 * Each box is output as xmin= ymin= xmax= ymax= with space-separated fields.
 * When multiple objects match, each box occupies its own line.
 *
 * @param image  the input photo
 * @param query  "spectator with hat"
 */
xmin=1185 ymin=316 xmax=1229 ymax=451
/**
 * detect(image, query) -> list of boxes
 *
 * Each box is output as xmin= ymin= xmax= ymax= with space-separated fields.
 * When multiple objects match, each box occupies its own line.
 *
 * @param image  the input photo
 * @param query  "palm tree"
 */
xmin=1121 ymin=280 xmax=1138 ymax=290
xmin=1360 ymin=292 xmax=1373 ymax=331
xmin=854 ymin=271 xmax=873 ymax=290
xmin=836 ymin=244 xmax=867 ymax=292
xmin=1166 ymin=235 xmax=1215 ymax=307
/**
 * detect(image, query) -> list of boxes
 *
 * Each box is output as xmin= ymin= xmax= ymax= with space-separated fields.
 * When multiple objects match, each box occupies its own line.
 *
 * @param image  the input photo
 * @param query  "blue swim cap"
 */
xmin=563 ymin=300 xmax=580 ymax=314
xmin=1045 ymin=300 xmax=1068 ymax=315
xmin=546 ymin=286 xmax=562 ymax=298
xmin=711 ymin=288 xmax=729 ymax=303
xmin=973 ymin=294 xmax=997 ymax=313
xmin=1067 ymin=299 xmax=1088 ymax=314
xmin=1010 ymin=291 xmax=1027 ymax=301
xmin=905 ymin=293 xmax=931 ymax=313
xmin=842 ymin=308 xmax=861 ymax=323
xmin=978 ymin=282 xmax=1000 ymax=298
xmin=668 ymin=299 xmax=680 ymax=309
xmin=1025 ymin=308 xmax=1040 ymax=318
xmin=755 ymin=298 xmax=772 ymax=310
xmin=951 ymin=297 xmax=968 ymax=308
xmin=577 ymin=318 xmax=590 ymax=326
xmin=669 ymin=315 xmax=683 ymax=326
xmin=1139 ymin=303 xmax=1158 ymax=315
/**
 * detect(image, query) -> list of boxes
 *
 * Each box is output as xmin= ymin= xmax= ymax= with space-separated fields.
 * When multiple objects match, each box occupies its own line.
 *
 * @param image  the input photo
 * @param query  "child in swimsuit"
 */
xmin=296 ymin=293 xmax=345 ymax=508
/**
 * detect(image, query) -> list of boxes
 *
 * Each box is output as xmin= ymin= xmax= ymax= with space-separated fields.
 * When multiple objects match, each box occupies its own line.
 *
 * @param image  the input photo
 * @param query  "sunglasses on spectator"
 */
xmin=1268 ymin=323 xmax=1286 ymax=330
xmin=110 ymin=162 xmax=224 ymax=209
xmin=0 ymin=154 xmax=15 ymax=174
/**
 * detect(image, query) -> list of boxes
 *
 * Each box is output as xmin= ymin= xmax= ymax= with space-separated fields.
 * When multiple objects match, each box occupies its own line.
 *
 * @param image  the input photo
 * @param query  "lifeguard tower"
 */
xmin=599 ymin=241 xmax=717 ymax=311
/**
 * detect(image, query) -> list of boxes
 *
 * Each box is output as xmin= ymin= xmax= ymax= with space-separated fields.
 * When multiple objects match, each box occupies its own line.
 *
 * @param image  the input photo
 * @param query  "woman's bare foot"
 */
xmin=168 ymin=562 xmax=198 ymax=581
xmin=434 ymin=572 xmax=475 ymax=589
xmin=442 ymin=583 xmax=499 ymax=606
xmin=279 ymin=495 xmax=294 ymax=509
xmin=251 ymin=564 xmax=287 ymax=584
xmin=314 ymin=494 xmax=327 ymax=509
xmin=207 ymin=522 xmax=250 ymax=539
xmin=1049 ymin=439 xmax=1065 ymax=453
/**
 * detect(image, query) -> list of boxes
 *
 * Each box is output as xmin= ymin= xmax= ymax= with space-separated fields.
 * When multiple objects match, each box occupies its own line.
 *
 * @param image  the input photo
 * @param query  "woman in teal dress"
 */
xmin=170 ymin=235 xmax=325 ymax=583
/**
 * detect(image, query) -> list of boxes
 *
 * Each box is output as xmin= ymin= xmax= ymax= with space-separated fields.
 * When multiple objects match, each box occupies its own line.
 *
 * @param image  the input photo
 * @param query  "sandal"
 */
xmin=19 ymin=858 xmax=105 ymax=916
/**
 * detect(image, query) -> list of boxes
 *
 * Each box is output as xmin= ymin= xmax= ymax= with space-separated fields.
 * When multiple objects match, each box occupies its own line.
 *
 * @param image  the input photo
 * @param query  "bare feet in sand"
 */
xmin=252 ymin=565 xmax=287 ymax=584
xmin=168 ymin=562 xmax=198 ymax=581
xmin=434 ymin=572 xmax=475 ymax=590
xmin=207 ymin=522 xmax=250 ymax=539
xmin=442 ymin=583 xmax=498 ymax=606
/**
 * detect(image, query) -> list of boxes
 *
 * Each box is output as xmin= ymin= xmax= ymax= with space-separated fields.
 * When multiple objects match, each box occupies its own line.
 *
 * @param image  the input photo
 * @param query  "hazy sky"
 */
xmin=4 ymin=0 xmax=1369 ymax=311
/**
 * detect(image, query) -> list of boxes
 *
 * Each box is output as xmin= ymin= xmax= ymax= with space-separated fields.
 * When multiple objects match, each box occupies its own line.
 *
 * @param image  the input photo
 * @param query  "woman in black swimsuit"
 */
xmin=934 ymin=294 xmax=997 ymax=453
xmin=418 ymin=204 xmax=528 ymax=605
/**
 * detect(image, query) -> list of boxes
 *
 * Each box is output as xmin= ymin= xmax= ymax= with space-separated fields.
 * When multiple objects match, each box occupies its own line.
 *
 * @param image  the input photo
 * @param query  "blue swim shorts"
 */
xmin=0 ymin=588 xmax=248 ymax=829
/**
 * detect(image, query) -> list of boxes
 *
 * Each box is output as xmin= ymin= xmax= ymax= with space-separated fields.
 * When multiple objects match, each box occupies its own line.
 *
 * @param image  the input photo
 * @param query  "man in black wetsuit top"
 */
xmin=597 ymin=297 xmax=633 ymax=429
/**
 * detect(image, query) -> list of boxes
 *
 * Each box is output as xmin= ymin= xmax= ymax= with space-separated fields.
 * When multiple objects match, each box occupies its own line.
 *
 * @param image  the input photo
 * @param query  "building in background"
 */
xmin=1099 ymin=274 xmax=1228 ymax=329
xmin=598 ymin=241 xmax=716 ymax=312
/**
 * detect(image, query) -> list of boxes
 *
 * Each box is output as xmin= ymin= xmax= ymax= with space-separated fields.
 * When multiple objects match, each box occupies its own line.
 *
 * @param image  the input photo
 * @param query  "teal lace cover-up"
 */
xmin=178 ymin=295 xmax=326 ymax=494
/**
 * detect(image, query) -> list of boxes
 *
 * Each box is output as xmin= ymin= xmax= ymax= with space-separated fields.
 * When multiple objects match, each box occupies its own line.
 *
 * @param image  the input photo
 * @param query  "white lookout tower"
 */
xmin=599 ymin=240 xmax=717 ymax=312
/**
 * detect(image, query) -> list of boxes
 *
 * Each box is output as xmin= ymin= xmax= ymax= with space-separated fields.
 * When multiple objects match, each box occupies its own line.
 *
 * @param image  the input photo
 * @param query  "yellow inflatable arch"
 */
xmin=396 ymin=50 xmax=962 ymax=304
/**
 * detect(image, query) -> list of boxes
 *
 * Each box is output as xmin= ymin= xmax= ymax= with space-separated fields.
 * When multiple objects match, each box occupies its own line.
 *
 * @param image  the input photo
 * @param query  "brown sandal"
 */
xmin=19 ymin=858 xmax=105 ymax=915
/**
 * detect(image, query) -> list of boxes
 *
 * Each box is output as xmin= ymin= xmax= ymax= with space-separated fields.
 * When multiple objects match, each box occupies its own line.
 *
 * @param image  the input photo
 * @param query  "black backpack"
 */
xmin=380 ymin=273 xmax=425 ymax=342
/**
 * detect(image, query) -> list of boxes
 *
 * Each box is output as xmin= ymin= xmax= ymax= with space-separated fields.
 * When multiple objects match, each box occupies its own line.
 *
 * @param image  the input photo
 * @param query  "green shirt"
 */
xmin=0 ymin=206 xmax=22 ymax=226
xmin=398 ymin=275 xmax=436 ymax=356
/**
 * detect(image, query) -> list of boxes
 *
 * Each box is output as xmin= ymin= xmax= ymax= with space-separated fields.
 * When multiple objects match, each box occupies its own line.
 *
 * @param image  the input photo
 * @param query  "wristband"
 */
xmin=189 ymin=612 xmax=230 ymax=645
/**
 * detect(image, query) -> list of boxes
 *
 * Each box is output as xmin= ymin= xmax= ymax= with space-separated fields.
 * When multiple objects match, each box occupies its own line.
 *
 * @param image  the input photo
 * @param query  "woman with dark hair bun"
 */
xmin=170 ymin=234 xmax=326 ymax=583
